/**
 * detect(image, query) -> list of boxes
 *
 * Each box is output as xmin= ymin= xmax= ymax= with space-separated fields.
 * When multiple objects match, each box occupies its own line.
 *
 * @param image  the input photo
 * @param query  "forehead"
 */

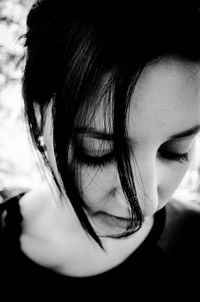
xmin=128 ymin=57 xmax=200 ymax=142
xmin=91 ymin=57 xmax=200 ymax=143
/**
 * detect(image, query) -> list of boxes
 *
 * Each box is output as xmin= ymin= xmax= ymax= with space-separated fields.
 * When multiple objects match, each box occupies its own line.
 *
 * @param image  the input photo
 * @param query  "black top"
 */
xmin=0 ymin=192 xmax=199 ymax=299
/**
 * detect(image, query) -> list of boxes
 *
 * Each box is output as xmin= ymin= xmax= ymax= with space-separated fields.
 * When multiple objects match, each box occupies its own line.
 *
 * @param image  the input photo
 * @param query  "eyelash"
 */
xmin=73 ymin=144 xmax=189 ymax=168
xmin=73 ymin=146 xmax=115 ymax=168
xmin=159 ymin=149 xmax=189 ymax=163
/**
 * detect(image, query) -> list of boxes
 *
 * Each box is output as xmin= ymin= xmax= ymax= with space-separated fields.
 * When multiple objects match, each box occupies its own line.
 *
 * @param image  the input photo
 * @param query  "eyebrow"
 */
xmin=75 ymin=127 xmax=114 ymax=140
xmin=168 ymin=125 xmax=200 ymax=140
xmin=75 ymin=125 xmax=200 ymax=141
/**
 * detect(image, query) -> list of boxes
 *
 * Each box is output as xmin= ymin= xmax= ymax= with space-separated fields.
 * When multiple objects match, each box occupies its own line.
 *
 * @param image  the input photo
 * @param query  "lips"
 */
xmin=93 ymin=211 xmax=132 ymax=229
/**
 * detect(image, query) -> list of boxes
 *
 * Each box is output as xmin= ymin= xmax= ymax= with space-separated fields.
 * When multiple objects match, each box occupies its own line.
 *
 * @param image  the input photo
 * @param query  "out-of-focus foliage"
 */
xmin=0 ymin=0 xmax=33 ymax=88
xmin=0 ymin=0 xmax=44 ymax=197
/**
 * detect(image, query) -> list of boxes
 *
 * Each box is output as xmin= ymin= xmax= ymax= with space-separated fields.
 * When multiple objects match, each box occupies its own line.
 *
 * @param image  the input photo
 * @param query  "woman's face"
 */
xmin=45 ymin=57 xmax=200 ymax=236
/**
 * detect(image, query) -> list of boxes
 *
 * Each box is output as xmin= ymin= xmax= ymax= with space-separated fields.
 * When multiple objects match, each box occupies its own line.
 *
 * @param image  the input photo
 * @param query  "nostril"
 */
xmin=107 ymin=187 xmax=117 ymax=198
xmin=107 ymin=187 xmax=129 ymax=208
xmin=107 ymin=187 xmax=125 ymax=201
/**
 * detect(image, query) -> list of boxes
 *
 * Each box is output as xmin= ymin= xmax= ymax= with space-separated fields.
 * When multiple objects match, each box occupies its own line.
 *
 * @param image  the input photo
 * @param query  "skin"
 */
xmin=20 ymin=56 xmax=200 ymax=276
xmin=75 ymin=57 xmax=200 ymax=235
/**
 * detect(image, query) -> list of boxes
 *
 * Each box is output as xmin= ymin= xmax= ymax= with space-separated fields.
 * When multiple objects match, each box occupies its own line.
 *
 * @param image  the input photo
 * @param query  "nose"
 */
xmin=114 ymin=152 xmax=160 ymax=216
xmin=134 ymin=155 xmax=160 ymax=216
xmin=110 ymin=152 xmax=162 ymax=216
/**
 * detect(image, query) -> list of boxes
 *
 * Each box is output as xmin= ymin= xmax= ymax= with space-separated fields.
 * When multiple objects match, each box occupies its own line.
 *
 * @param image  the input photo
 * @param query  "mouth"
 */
xmin=92 ymin=211 xmax=132 ymax=230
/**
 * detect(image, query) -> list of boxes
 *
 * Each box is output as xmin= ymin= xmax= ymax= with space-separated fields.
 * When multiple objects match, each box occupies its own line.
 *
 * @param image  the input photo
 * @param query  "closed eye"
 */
xmin=73 ymin=143 xmax=115 ymax=168
xmin=73 ymin=135 xmax=190 ymax=167
xmin=159 ymin=149 xmax=189 ymax=163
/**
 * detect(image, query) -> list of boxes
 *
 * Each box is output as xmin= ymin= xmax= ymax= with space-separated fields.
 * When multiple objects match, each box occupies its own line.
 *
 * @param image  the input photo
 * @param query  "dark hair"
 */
xmin=22 ymin=0 xmax=200 ymax=247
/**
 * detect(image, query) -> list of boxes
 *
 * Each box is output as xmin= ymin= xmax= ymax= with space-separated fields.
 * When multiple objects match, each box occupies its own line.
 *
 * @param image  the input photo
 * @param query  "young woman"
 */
xmin=1 ymin=0 xmax=200 ymax=299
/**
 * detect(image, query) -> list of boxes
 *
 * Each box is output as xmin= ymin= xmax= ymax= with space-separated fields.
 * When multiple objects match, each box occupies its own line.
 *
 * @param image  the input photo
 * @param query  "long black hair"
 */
xmin=22 ymin=0 xmax=200 ymax=247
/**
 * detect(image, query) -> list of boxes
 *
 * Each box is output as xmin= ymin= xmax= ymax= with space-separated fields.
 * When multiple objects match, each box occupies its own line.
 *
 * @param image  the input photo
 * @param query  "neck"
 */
xmin=20 ymin=183 xmax=154 ymax=277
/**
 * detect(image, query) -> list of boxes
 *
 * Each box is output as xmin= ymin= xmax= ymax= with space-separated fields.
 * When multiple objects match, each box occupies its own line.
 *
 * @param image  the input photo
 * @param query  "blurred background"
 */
xmin=0 ymin=0 xmax=200 ymax=207
xmin=0 ymin=0 xmax=45 ymax=200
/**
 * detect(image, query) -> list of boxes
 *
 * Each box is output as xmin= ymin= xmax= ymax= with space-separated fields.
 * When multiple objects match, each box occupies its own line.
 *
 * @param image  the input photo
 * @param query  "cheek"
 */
xmin=160 ymin=162 xmax=191 ymax=203
xmin=77 ymin=166 xmax=115 ymax=210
